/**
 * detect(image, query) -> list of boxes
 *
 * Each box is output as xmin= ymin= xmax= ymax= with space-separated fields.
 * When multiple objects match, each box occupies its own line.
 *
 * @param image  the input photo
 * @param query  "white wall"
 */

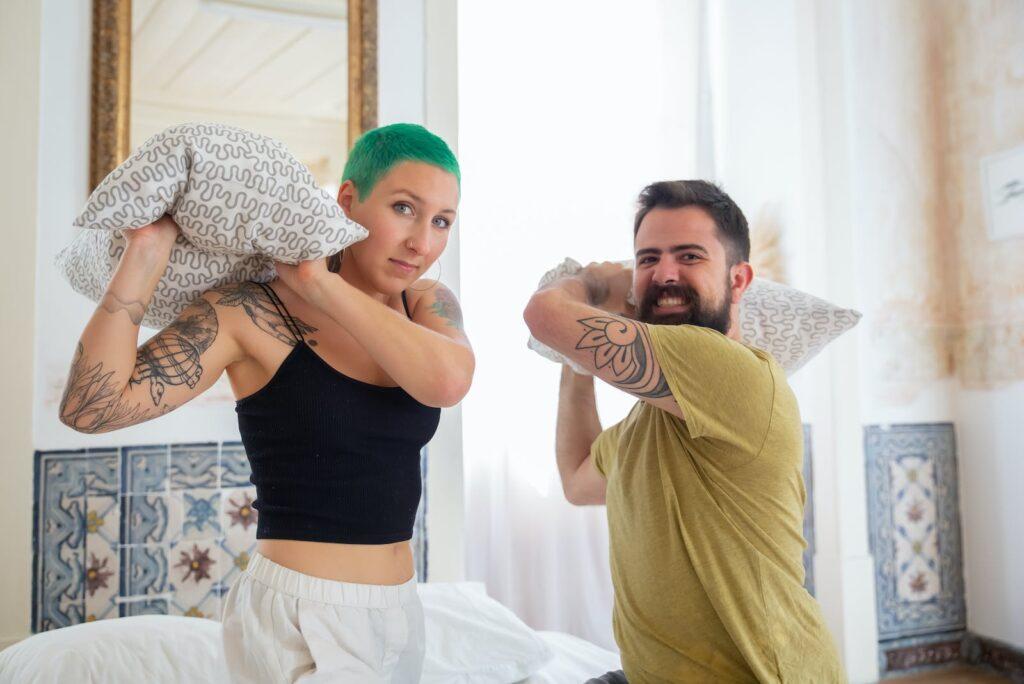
xmin=935 ymin=0 xmax=1024 ymax=651
xmin=378 ymin=0 xmax=465 ymax=582
xmin=959 ymin=386 xmax=1024 ymax=648
xmin=422 ymin=0 xmax=465 ymax=583
xmin=0 ymin=0 xmax=42 ymax=650
xmin=839 ymin=0 xmax=1024 ymax=654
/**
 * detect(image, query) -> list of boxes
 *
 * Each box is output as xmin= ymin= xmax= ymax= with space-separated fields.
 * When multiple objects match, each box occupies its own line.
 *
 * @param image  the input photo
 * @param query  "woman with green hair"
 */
xmin=60 ymin=123 xmax=472 ymax=682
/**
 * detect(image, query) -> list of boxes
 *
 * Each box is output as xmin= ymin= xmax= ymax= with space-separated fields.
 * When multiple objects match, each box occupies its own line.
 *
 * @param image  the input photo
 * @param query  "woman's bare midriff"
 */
xmin=257 ymin=539 xmax=415 ymax=585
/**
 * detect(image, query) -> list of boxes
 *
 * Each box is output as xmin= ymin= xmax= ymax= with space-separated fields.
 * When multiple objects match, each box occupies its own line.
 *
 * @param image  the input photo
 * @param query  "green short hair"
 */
xmin=342 ymin=123 xmax=460 ymax=200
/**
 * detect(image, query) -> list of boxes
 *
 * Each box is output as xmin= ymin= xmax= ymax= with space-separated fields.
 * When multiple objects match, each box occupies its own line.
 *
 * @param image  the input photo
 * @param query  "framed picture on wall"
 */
xmin=980 ymin=143 xmax=1024 ymax=241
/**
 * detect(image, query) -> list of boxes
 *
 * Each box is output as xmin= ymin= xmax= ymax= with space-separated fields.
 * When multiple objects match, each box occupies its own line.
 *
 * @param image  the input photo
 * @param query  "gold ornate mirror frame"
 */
xmin=89 ymin=0 xmax=378 ymax=191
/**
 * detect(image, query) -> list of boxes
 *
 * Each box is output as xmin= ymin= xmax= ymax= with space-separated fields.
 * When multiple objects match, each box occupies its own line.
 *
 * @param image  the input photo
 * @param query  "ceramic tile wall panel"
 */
xmin=33 ymin=443 xmax=430 ymax=632
xmin=802 ymin=424 xmax=815 ymax=596
xmin=865 ymin=423 xmax=966 ymax=642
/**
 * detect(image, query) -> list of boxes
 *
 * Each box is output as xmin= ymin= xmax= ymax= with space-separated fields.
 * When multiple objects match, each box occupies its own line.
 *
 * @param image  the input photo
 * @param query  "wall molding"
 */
xmin=963 ymin=633 xmax=1024 ymax=681
xmin=879 ymin=631 xmax=1024 ymax=680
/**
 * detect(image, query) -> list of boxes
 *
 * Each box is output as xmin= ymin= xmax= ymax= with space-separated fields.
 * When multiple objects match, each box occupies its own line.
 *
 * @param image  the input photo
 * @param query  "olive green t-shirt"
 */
xmin=592 ymin=324 xmax=844 ymax=683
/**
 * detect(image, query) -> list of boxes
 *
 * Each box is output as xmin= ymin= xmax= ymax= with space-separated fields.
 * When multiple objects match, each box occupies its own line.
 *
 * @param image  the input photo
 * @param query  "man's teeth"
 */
xmin=657 ymin=297 xmax=683 ymax=307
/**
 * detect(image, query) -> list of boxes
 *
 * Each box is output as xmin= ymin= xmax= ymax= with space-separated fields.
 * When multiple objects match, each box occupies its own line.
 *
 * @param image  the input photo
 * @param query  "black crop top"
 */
xmin=235 ymin=282 xmax=441 ymax=544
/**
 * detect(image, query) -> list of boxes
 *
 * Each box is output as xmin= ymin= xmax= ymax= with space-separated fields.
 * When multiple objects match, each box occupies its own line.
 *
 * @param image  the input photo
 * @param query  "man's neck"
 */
xmin=725 ymin=311 xmax=742 ymax=341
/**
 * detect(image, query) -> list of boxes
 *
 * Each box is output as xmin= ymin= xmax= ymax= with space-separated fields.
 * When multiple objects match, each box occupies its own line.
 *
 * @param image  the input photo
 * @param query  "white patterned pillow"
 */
xmin=56 ymin=123 xmax=368 ymax=328
xmin=527 ymin=258 xmax=861 ymax=375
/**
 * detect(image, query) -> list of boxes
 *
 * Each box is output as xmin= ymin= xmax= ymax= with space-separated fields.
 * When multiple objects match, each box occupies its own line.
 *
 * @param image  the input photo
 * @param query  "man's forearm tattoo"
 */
xmin=100 ymin=293 xmax=148 ymax=325
xmin=212 ymin=282 xmax=317 ymax=345
xmin=60 ymin=343 xmax=149 ymax=432
xmin=429 ymin=287 xmax=465 ymax=330
xmin=130 ymin=298 xmax=218 ymax=405
xmin=575 ymin=317 xmax=671 ymax=399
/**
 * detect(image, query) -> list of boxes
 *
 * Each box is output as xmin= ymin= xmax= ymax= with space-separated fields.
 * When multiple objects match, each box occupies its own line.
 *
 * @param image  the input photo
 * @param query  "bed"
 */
xmin=24 ymin=445 xmax=619 ymax=682
xmin=1 ymin=582 xmax=620 ymax=683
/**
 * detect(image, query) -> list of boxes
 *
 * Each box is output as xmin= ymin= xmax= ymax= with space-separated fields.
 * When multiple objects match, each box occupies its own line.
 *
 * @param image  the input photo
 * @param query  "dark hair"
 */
xmin=327 ymin=251 xmax=343 ymax=273
xmin=633 ymin=180 xmax=750 ymax=265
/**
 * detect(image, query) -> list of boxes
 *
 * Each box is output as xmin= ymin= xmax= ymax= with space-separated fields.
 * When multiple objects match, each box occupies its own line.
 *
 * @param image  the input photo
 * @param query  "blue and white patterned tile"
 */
xmin=170 ymin=488 xmax=222 ymax=542
xmin=168 ymin=539 xmax=224 ymax=620
xmin=34 ymin=439 xmax=439 ymax=630
xmin=84 ymin=496 xmax=120 ymax=622
xmin=120 ymin=597 xmax=168 ymax=617
xmin=121 ymin=493 xmax=179 ymax=545
xmin=85 ymin=449 xmax=119 ymax=497
xmin=801 ymin=424 xmax=815 ymax=596
xmin=866 ymin=423 xmax=966 ymax=641
xmin=120 ymin=544 xmax=170 ymax=597
xmin=220 ymin=443 xmax=252 ymax=488
xmin=33 ymin=451 xmax=89 ymax=632
xmin=411 ymin=448 xmax=428 ymax=582
xmin=220 ymin=487 xmax=258 ymax=589
xmin=170 ymin=443 xmax=219 ymax=490
xmin=221 ymin=487 xmax=258 ymax=541
xmin=121 ymin=445 xmax=169 ymax=494
xmin=891 ymin=456 xmax=940 ymax=602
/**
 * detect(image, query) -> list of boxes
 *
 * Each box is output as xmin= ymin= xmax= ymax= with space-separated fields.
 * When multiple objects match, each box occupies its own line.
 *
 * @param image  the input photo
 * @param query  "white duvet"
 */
xmin=0 ymin=583 xmax=620 ymax=683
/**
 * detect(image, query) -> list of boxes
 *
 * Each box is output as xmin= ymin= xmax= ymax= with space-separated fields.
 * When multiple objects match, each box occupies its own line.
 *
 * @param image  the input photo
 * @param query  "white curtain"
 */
xmin=466 ymin=449 xmax=617 ymax=649
xmin=457 ymin=0 xmax=703 ymax=650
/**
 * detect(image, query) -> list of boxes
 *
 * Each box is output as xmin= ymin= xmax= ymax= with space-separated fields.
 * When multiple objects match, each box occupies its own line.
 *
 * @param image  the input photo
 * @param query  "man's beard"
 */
xmin=636 ymin=279 xmax=731 ymax=334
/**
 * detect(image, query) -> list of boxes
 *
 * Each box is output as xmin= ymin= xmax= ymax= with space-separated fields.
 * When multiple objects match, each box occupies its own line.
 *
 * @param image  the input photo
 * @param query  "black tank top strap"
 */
xmin=401 ymin=290 xmax=412 ymax=319
xmin=255 ymin=281 xmax=304 ymax=343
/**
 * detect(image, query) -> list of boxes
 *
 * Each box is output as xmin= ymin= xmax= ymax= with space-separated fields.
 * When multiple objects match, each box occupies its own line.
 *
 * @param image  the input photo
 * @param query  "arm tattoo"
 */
xmin=60 ymin=343 xmax=151 ymax=432
xmin=100 ymin=293 xmax=147 ymax=325
xmin=130 ymin=298 xmax=219 ymax=406
xmin=212 ymin=282 xmax=317 ymax=346
xmin=428 ymin=287 xmax=465 ymax=330
xmin=575 ymin=317 xmax=672 ymax=399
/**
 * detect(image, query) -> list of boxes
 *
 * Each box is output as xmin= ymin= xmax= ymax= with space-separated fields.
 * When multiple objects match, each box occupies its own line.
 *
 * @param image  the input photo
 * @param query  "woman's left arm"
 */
xmin=277 ymin=261 xmax=474 ymax=408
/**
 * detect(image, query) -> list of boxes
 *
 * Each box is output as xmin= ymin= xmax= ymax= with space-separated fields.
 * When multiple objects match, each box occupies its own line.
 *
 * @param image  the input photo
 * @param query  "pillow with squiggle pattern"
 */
xmin=527 ymin=257 xmax=861 ymax=375
xmin=56 ymin=123 xmax=367 ymax=328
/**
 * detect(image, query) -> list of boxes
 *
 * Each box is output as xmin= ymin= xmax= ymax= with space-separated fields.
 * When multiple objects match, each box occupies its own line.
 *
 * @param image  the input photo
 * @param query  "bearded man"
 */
xmin=523 ymin=180 xmax=844 ymax=684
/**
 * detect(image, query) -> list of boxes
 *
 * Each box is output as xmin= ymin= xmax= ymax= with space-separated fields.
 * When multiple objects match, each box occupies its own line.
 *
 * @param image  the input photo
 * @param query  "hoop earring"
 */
xmin=327 ymin=250 xmax=344 ymax=274
xmin=410 ymin=259 xmax=442 ymax=291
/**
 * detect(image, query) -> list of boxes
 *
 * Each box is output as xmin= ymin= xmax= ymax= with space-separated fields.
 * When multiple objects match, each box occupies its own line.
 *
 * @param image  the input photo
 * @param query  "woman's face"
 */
xmin=338 ymin=161 xmax=459 ymax=294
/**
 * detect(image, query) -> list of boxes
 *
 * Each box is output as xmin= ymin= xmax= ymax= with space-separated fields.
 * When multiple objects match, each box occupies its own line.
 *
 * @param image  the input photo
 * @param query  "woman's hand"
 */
xmin=122 ymin=215 xmax=180 ymax=254
xmin=274 ymin=258 xmax=337 ymax=309
xmin=578 ymin=261 xmax=636 ymax=318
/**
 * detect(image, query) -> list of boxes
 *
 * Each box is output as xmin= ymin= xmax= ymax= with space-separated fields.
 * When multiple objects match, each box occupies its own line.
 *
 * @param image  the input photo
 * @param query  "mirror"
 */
xmin=89 ymin=0 xmax=377 ymax=192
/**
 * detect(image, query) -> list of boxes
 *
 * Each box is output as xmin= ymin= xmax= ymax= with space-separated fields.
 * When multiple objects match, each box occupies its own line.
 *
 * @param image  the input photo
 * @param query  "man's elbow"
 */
xmin=523 ymin=290 xmax=560 ymax=343
xmin=562 ymin=481 xmax=604 ymax=506
xmin=565 ymin=492 xmax=603 ymax=506
xmin=563 ymin=486 xmax=586 ymax=506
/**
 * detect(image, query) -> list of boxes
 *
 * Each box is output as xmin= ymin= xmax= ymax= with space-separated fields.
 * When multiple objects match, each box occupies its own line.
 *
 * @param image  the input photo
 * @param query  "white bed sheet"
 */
xmin=1 ymin=586 xmax=621 ymax=684
xmin=522 ymin=631 xmax=621 ymax=683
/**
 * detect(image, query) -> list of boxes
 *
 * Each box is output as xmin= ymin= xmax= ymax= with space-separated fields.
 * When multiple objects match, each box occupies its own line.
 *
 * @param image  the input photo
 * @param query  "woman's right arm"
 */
xmin=59 ymin=217 xmax=244 ymax=433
